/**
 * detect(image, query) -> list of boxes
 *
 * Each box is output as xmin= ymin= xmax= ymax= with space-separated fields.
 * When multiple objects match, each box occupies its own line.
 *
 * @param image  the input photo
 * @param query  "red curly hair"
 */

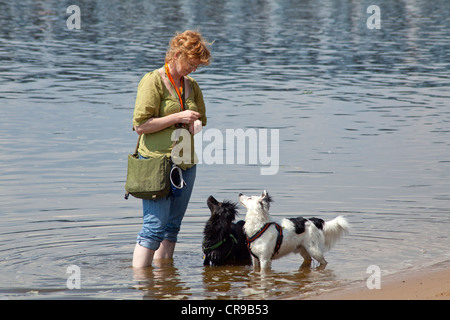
xmin=165 ymin=30 xmax=211 ymax=66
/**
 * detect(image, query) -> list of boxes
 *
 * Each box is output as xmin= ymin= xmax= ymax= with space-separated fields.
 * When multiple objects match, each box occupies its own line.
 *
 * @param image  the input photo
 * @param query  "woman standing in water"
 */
xmin=131 ymin=30 xmax=211 ymax=268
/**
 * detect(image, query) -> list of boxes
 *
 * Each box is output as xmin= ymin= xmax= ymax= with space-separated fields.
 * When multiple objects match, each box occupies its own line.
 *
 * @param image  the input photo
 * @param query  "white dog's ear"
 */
xmin=261 ymin=190 xmax=273 ymax=203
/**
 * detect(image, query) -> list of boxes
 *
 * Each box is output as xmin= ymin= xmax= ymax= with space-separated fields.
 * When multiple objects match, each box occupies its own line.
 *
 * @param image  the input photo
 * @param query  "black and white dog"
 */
xmin=202 ymin=196 xmax=251 ymax=266
xmin=239 ymin=190 xmax=350 ymax=271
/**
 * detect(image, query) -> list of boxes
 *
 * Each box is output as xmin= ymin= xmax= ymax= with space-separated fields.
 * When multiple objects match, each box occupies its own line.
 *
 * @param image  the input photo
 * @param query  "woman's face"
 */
xmin=174 ymin=53 xmax=200 ymax=77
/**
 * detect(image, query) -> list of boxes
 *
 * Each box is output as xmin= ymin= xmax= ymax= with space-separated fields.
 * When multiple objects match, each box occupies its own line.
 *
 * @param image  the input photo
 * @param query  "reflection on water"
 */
xmin=0 ymin=0 xmax=449 ymax=299
xmin=133 ymin=260 xmax=193 ymax=300
xmin=133 ymin=260 xmax=339 ymax=300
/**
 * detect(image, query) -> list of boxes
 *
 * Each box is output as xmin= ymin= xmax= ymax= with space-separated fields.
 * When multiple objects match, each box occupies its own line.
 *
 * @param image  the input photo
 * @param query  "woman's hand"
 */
xmin=134 ymin=110 xmax=201 ymax=135
xmin=176 ymin=110 xmax=200 ymax=125
xmin=189 ymin=119 xmax=203 ymax=135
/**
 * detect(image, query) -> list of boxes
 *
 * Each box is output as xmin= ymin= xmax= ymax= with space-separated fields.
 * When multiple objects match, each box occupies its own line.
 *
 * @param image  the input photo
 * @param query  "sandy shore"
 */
xmin=308 ymin=261 xmax=450 ymax=300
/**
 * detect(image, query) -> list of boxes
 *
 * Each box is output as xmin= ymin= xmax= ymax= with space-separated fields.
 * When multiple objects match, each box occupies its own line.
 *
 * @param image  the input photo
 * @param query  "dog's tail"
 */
xmin=323 ymin=216 xmax=350 ymax=251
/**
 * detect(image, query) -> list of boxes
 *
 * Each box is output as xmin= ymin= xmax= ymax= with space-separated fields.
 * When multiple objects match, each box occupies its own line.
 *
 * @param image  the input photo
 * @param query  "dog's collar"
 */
xmin=202 ymin=234 xmax=238 ymax=254
xmin=246 ymin=222 xmax=283 ymax=260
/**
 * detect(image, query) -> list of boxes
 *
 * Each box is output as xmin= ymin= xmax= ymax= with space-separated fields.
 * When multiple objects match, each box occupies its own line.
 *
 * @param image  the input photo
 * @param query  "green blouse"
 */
xmin=132 ymin=68 xmax=207 ymax=169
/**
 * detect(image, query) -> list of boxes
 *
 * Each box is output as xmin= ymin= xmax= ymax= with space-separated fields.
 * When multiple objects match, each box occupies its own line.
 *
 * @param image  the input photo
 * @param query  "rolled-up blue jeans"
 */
xmin=136 ymin=156 xmax=196 ymax=251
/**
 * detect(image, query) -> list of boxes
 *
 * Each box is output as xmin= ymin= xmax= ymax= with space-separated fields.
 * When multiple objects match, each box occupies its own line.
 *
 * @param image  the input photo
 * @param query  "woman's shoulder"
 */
xmin=138 ymin=69 xmax=164 ymax=90
xmin=186 ymin=75 xmax=198 ymax=84
xmin=186 ymin=75 xmax=201 ymax=92
xmin=140 ymin=69 xmax=162 ymax=82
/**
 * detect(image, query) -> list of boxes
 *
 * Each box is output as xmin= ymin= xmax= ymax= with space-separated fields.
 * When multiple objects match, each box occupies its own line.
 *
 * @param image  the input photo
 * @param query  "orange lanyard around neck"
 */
xmin=165 ymin=63 xmax=185 ymax=111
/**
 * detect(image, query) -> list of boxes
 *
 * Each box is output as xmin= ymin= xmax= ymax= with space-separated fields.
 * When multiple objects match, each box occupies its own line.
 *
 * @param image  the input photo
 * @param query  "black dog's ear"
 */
xmin=222 ymin=200 xmax=239 ymax=221
xmin=207 ymin=195 xmax=219 ymax=214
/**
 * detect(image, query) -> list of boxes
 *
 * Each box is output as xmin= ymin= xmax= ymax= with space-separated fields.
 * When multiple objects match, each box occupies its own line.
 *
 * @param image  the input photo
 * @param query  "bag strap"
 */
xmin=133 ymin=135 xmax=141 ymax=156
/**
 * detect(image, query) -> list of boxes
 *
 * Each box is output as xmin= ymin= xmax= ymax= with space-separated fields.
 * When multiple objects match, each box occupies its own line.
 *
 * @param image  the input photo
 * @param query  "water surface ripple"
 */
xmin=0 ymin=0 xmax=449 ymax=299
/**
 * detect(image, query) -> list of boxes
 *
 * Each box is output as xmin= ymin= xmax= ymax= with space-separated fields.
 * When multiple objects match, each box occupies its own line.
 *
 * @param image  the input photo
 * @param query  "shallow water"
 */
xmin=0 ymin=0 xmax=449 ymax=299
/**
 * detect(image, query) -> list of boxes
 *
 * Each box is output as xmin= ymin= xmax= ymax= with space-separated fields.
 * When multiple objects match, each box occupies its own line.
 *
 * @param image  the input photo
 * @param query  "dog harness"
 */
xmin=202 ymin=234 xmax=238 ymax=262
xmin=246 ymin=222 xmax=283 ymax=261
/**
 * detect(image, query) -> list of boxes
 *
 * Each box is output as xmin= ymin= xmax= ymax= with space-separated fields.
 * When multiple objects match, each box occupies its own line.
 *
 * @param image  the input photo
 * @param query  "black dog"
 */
xmin=202 ymin=196 xmax=251 ymax=266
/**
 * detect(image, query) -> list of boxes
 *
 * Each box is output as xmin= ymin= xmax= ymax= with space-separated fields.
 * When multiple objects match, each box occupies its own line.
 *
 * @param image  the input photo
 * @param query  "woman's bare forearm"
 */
xmin=134 ymin=110 xmax=200 ymax=135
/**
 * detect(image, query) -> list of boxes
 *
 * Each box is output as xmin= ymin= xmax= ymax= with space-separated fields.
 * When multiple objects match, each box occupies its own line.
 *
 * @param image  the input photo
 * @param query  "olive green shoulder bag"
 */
xmin=124 ymin=135 xmax=171 ymax=200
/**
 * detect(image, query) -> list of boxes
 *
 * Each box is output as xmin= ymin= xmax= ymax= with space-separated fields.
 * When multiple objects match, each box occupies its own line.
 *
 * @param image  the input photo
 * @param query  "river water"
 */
xmin=0 ymin=0 xmax=449 ymax=299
